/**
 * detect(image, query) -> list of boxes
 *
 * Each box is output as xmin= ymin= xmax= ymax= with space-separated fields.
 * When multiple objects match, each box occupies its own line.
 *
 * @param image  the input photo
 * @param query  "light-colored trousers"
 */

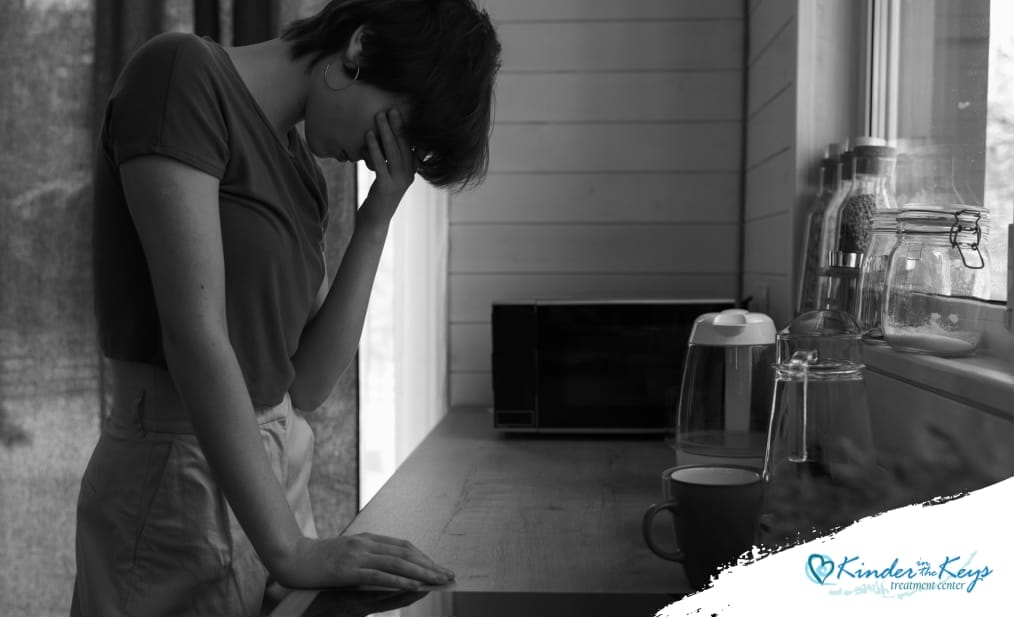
xmin=72 ymin=367 xmax=317 ymax=616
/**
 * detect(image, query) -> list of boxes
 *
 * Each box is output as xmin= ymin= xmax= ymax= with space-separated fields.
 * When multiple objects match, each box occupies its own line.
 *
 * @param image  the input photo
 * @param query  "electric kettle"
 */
xmin=675 ymin=309 xmax=777 ymax=470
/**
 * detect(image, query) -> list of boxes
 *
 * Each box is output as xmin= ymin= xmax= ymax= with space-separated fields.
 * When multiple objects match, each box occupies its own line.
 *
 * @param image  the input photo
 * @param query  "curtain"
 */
xmin=0 ymin=1 xmax=356 ymax=613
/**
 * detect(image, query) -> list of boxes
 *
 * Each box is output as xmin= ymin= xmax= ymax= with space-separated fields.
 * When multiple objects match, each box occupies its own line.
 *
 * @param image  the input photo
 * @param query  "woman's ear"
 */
xmin=345 ymin=25 xmax=366 ymax=66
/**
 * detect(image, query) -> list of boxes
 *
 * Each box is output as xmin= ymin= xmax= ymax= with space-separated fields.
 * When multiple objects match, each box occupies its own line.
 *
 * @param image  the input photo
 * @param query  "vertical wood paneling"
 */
xmin=742 ymin=0 xmax=799 ymax=329
xmin=743 ymin=213 xmax=793 ymax=275
xmin=748 ymin=0 xmax=797 ymax=64
xmin=745 ymin=149 xmax=795 ymax=221
xmin=747 ymin=16 xmax=797 ymax=117
xmin=449 ymin=2 xmax=745 ymax=406
xmin=746 ymin=87 xmax=796 ymax=170
xmin=741 ymin=273 xmax=791 ymax=328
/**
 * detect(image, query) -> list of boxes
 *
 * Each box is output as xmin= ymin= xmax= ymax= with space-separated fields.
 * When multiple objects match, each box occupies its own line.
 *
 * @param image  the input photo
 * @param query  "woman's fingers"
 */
xmin=359 ymin=109 xmax=415 ymax=221
xmin=364 ymin=534 xmax=456 ymax=579
xmin=365 ymin=129 xmax=387 ymax=174
xmin=375 ymin=111 xmax=402 ymax=171
xmin=386 ymin=109 xmax=413 ymax=167
xmin=341 ymin=533 xmax=452 ymax=587
xmin=357 ymin=568 xmax=426 ymax=590
xmin=361 ymin=553 xmax=448 ymax=586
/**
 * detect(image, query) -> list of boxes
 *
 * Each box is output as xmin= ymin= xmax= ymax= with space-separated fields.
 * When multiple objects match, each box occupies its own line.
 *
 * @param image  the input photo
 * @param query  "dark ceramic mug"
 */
xmin=642 ymin=464 xmax=763 ymax=590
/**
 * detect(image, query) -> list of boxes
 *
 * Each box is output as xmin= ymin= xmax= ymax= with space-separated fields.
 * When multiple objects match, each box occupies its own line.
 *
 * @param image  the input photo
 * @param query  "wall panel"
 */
xmin=742 ymin=0 xmax=799 ymax=328
xmin=489 ymin=123 xmax=742 ymax=174
xmin=449 ymin=273 xmax=740 ymax=323
xmin=741 ymin=273 xmax=792 ymax=328
xmin=482 ymin=0 xmax=743 ymax=21
xmin=744 ymin=149 xmax=795 ymax=221
xmin=449 ymin=2 xmax=745 ymax=406
xmin=496 ymin=21 xmax=742 ymax=72
xmin=746 ymin=87 xmax=796 ymax=169
xmin=451 ymin=173 xmax=741 ymax=224
xmin=743 ymin=213 xmax=793 ymax=276
xmin=748 ymin=0 xmax=797 ymax=64
xmin=495 ymin=72 xmax=742 ymax=123
xmin=450 ymin=225 xmax=738 ymax=275
xmin=747 ymin=15 xmax=797 ymax=116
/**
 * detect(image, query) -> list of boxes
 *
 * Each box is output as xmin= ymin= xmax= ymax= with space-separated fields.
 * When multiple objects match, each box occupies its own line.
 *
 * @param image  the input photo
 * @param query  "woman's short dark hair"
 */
xmin=282 ymin=0 xmax=501 ymax=191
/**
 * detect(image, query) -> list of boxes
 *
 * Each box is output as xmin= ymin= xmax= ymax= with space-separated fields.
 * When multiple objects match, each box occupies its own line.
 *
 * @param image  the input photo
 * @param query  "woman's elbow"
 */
xmin=288 ymin=384 xmax=329 ymax=412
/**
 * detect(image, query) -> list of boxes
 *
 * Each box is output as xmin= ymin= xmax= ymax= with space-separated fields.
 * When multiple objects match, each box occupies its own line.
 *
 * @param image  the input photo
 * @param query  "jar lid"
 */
xmin=687 ymin=309 xmax=777 ymax=346
xmin=871 ymin=208 xmax=901 ymax=230
xmin=897 ymin=207 xmax=990 ymax=230
xmin=901 ymin=204 xmax=988 ymax=216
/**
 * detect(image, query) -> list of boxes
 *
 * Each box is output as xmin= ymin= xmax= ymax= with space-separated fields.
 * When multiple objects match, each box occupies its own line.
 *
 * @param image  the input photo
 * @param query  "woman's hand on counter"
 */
xmin=274 ymin=533 xmax=455 ymax=590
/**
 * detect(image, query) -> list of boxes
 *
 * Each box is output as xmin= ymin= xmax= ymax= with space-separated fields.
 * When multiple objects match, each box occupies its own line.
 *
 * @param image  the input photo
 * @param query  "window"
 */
xmin=871 ymin=0 xmax=1014 ymax=302
xmin=357 ymin=164 xmax=449 ymax=509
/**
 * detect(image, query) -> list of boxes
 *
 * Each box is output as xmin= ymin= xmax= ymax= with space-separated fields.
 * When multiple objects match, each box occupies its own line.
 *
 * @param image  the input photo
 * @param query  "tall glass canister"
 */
xmin=815 ymin=143 xmax=854 ymax=309
xmin=796 ymin=144 xmax=841 ymax=316
xmin=822 ymin=140 xmax=898 ymax=314
xmin=852 ymin=208 xmax=899 ymax=342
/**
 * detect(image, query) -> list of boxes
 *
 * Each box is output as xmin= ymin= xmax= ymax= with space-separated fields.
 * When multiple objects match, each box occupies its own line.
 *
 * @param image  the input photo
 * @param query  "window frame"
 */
xmin=859 ymin=0 xmax=1012 ymax=418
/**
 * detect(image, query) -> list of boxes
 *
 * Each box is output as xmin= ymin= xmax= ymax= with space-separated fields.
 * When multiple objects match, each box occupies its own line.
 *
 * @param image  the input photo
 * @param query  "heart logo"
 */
xmin=806 ymin=554 xmax=835 ymax=585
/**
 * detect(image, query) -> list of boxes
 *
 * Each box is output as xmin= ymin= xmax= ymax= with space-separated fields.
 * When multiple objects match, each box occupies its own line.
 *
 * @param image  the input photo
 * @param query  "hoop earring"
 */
xmin=323 ymin=62 xmax=360 ymax=91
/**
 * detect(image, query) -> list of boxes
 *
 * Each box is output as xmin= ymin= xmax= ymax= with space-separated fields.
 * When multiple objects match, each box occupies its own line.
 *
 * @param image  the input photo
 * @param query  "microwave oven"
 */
xmin=491 ymin=298 xmax=736 ymax=433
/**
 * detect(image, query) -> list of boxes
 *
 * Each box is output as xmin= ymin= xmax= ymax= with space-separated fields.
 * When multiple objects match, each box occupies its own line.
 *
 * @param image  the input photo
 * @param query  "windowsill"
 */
xmin=862 ymin=306 xmax=1014 ymax=419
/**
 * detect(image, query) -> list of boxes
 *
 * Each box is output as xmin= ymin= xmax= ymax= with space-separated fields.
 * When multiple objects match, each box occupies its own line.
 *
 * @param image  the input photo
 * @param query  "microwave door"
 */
xmin=537 ymin=304 xmax=678 ymax=432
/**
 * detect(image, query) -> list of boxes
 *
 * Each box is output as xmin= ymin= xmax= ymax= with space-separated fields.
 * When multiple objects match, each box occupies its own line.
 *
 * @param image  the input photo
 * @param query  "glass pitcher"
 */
xmin=760 ymin=310 xmax=877 ymax=546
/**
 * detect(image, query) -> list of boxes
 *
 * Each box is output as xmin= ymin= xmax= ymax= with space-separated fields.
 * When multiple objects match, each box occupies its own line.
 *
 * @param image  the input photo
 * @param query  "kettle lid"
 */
xmin=688 ymin=309 xmax=777 ymax=346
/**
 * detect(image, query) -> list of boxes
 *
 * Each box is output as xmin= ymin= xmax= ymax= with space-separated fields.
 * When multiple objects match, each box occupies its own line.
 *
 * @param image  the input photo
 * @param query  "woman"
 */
xmin=74 ymin=0 xmax=500 ymax=614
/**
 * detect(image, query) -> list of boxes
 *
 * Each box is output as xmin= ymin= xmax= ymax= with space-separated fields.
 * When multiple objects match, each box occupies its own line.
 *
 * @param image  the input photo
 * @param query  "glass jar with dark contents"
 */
xmin=796 ymin=143 xmax=841 ymax=316
xmin=837 ymin=143 xmax=897 ymax=255
xmin=823 ymin=140 xmax=897 ymax=314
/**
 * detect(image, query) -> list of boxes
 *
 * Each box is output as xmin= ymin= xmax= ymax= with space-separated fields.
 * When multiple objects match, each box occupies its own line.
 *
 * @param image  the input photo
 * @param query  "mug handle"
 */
xmin=641 ymin=501 xmax=685 ymax=562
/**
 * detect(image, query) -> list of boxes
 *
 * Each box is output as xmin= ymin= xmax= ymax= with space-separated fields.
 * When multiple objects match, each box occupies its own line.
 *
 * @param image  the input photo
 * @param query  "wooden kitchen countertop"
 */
xmin=270 ymin=408 xmax=691 ymax=615
xmin=342 ymin=407 xmax=689 ymax=594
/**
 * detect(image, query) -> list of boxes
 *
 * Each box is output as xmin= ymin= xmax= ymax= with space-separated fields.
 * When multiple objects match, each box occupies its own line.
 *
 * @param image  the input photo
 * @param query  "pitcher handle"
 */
xmin=641 ymin=501 xmax=685 ymax=562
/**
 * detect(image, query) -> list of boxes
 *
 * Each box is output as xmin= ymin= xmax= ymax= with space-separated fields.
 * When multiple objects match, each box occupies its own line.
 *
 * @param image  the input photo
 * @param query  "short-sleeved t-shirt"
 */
xmin=93 ymin=32 xmax=330 ymax=407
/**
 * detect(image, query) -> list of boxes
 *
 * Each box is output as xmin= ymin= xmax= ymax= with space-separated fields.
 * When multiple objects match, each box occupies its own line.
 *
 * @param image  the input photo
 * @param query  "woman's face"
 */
xmin=303 ymin=27 xmax=413 ymax=165
xmin=304 ymin=68 xmax=413 ymax=165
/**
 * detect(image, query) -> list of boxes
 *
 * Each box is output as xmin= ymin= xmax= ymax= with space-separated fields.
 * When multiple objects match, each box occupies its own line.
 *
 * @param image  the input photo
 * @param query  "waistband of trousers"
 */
xmin=108 ymin=359 xmax=290 ymax=434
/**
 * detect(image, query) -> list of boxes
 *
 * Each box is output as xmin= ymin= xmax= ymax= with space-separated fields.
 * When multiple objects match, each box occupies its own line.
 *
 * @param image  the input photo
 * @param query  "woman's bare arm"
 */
xmin=289 ymin=109 xmax=414 ymax=410
xmin=120 ymin=153 xmax=450 ymax=589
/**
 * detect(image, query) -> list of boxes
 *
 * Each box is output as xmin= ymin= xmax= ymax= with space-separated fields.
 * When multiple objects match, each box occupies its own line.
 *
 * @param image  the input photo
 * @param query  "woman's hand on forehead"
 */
xmin=359 ymin=108 xmax=416 ymax=225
